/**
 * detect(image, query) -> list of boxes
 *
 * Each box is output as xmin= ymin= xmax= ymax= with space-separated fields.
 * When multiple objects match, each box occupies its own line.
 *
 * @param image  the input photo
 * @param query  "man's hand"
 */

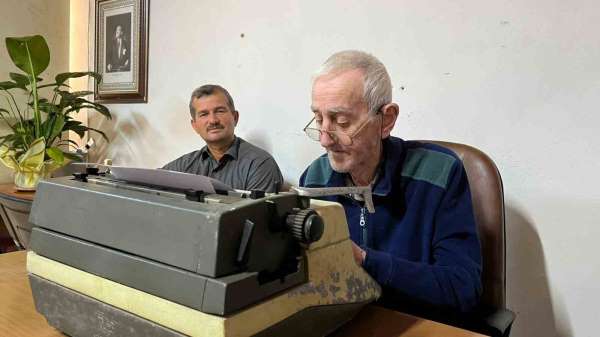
xmin=351 ymin=241 xmax=366 ymax=266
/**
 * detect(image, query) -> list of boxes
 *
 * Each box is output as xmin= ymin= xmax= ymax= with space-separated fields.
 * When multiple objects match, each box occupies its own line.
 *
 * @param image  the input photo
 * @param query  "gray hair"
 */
xmin=314 ymin=50 xmax=392 ymax=115
xmin=189 ymin=84 xmax=236 ymax=119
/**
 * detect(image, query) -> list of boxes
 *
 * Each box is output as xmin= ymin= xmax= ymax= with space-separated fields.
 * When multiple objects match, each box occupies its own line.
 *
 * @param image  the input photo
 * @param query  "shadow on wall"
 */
xmin=505 ymin=205 xmax=572 ymax=337
xmin=0 ymin=165 xmax=13 ymax=184
xmin=244 ymin=130 xmax=273 ymax=154
xmin=88 ymin=111 xmax=170 ymax=169
xmin=244 ymin=130 xmax=292 ymax=191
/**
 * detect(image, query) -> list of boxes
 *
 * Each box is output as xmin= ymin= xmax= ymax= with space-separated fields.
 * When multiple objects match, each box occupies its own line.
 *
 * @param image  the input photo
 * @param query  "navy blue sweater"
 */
xmin=299 ymin=137 xmax=482 ymax=313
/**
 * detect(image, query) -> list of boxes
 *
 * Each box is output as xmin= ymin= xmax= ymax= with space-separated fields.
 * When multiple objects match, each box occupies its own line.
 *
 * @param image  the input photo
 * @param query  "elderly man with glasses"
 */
xmin=299 ymin=51 xmax=482 ymax=319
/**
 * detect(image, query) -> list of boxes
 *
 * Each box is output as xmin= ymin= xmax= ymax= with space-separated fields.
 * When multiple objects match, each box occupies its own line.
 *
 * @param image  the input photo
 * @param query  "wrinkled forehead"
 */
xmin=311 ymin=69 xmax=366 ymax=115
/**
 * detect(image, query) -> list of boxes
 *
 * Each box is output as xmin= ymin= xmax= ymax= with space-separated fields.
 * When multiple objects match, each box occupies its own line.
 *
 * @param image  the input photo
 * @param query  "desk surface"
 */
xmin=0 ymin=251 xmax=62 ymax=337
xmin=0 ymin=183 xmax=35 ymax=202
xmin=0 ymin=251 xmax=486 ymax=337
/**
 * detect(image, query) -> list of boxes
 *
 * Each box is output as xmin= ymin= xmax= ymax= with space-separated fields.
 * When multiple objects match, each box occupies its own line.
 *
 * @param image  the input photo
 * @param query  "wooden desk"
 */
xmin=0 ymin=251 xmax=62 ymax=336
xmin=0 ymin=251 xmax=486 ymax=337
xmin=335 ymin=307 xmax=487 ymax=337
xmin=0 ymin=184 xmax=35 ymax=250
xmin=0 ymin=184 xmax=35 ymax=202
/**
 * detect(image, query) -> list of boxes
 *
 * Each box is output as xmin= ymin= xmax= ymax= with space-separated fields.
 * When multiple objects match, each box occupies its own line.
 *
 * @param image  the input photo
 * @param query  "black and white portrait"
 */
xmin=105 ymin=13 xmax=132 ymax=73
xmin=95 ymin=0 xmax=148 ymax=103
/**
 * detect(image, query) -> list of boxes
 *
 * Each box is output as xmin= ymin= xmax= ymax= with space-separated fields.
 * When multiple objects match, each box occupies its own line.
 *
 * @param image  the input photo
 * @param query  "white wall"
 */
xmin=86 ymin=1 xmax=600 ymax=336
xmin=0 ymin=0 xmax=69 ymax=183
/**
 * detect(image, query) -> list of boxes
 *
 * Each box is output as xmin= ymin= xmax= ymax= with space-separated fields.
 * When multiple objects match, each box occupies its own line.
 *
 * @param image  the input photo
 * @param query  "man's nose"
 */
xmin=320 ymin=131 xmax=335 ymax=147
xmin=208 ymin=112 xmax=220 ymax=124
xmin=319 ymin=129 xmax=336 ymax=147
xmin=318 ymin=120 xmax=335 ymax=147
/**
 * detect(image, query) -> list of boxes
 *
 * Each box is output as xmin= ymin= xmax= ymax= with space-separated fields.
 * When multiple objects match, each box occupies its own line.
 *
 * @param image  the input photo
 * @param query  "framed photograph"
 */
xmin=94 ymin=0 xmax=148 ymax=103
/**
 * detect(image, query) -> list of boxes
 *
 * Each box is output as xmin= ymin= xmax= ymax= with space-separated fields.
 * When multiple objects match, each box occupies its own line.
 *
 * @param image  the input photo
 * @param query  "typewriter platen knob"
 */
xmin=286 ymin=209 xmax=324 ymax=244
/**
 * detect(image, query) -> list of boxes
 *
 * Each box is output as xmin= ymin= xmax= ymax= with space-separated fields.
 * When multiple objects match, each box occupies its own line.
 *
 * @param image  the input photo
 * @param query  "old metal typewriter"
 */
xmin=26 ymin=168 xmax=380 ymax=337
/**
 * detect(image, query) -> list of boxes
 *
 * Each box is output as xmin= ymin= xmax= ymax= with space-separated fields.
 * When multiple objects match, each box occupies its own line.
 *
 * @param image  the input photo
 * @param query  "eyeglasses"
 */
xmin=302 ymin=110 xmax=382 ymax=146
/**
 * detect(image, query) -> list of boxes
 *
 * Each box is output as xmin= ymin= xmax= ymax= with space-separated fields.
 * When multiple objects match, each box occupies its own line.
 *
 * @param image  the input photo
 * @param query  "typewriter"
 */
xmin=27 ymin=168 xmax=380 ymax=337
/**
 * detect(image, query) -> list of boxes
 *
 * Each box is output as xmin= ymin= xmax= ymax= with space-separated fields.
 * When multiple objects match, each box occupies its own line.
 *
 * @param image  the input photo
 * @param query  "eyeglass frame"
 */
xmin=302 ymin=106 xmax=385 ymax=146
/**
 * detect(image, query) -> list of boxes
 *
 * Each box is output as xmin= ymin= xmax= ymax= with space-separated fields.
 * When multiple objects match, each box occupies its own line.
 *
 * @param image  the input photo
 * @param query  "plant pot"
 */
xmin=1 ymin=138 xmax=65 ymax=191
xmin=14 ymin=164 xmax=53 ymax=191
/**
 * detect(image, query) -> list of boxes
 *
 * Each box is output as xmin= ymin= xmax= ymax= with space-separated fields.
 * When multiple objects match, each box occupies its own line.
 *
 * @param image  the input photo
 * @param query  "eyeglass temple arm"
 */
xmin=291 ymin=186 xmax=375 ymax=213
xmin=302 ymin=116 xmax=316 ymax=131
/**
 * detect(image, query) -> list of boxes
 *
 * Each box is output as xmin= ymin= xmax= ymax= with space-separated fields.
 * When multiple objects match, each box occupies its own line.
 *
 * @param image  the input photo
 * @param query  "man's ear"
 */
xmin=233 ymin=110 xmax=239 ymax=126
xmin=381 ymin=103 xmax=399 ymax=139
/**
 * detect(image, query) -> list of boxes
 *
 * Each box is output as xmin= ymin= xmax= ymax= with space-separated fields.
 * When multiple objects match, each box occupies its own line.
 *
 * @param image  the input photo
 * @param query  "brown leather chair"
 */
xmin=423 ymin=140 xmax=516 ymax=337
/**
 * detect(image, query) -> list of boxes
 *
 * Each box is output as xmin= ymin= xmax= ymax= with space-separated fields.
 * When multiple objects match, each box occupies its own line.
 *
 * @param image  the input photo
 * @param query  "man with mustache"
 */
xmin=163 ymin=85 xmax=283 ymax=192
xmin=300 ymin=51 xmax=482 ymax=319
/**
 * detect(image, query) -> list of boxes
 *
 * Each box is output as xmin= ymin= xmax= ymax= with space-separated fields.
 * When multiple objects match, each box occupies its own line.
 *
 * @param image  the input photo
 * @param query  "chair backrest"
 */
xmin=422 ymin=140 xmax=506 ymax=310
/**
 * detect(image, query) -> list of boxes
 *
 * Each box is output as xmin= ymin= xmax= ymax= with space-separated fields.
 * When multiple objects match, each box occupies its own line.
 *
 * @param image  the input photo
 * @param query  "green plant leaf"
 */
xmin=55 ymin=72 xmax=101 ymax=86
xmin=0 ymin=81 xmax=21 ymax=90
xmin=56 ymin=139 xmax=80 ymax=150
xmin=63 ymin=151 xmax=83 ymax=161
xmin=84 ymin=126 xmax=109 ymax=141
xmin=63 ymin=123 xmax=86 ymax=138
xmin=7 ymin=74 xmax=29 ymax=90
xmin=66 ymin=102 xmax=112 ymax=119
xmin=38 ymin=101 xmax=60 ymax=114
xmin=5 ymin=35 xmax=50 ymax=76
xmin=2 ymin=36 xmax=112 ymax=165
xmin=63 ymin=120 xmax=83 ymax=128
xmin=11 ymin=119 xmax=35 ymax=143
xmin=90 ymin=102 xmax=111 ymax=119
xmin=64 ymin=123 xmax=108 ymax=141
xmin=57 ymin=92 xmax=111 ymax=120
xmin=57 ymin=90 xmax=82 ymax=109
xmin=69 ymin=90 xmax=94 ymax=97
xmin=48 ymin=113 xmax=65 ymax=142
xmin=37 ymin=82 xmax=69 ymax=90
xmin=53 ymin=90 xmax=93 ymax=104
xmin=9 ymin=72 xmax=29 ymax=86
xmin=46 ymin=146 xmax=64 ymax=164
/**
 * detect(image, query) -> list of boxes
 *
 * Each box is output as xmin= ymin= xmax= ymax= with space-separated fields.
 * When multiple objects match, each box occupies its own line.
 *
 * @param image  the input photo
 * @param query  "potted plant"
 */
xmin=0 ymin=35 xmax=111 ymax=190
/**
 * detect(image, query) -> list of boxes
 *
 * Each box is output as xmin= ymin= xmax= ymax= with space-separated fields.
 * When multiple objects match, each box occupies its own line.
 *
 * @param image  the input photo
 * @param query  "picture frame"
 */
xmin=94 ymin=0 xmax=148 ymax=103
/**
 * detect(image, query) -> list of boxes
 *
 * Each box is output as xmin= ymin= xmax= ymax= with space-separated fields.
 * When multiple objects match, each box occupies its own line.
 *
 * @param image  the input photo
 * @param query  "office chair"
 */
xmin=424 ymin=140 xmax=516 ymax=337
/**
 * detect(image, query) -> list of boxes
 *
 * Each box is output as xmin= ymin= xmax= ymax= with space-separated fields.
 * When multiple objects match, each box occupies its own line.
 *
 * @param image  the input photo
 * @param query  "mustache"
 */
xmin=206 ymin=124 xmax=224 ymax=131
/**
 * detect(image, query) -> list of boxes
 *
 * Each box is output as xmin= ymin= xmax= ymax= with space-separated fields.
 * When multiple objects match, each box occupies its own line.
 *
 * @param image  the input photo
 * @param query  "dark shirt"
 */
xmin=163 ymin=137 xmax=283 ymax=192
xmin=107 ymin=37 xmax=130 ymax=72
xmin=300 ymin=137 xmax=482 ymax=314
